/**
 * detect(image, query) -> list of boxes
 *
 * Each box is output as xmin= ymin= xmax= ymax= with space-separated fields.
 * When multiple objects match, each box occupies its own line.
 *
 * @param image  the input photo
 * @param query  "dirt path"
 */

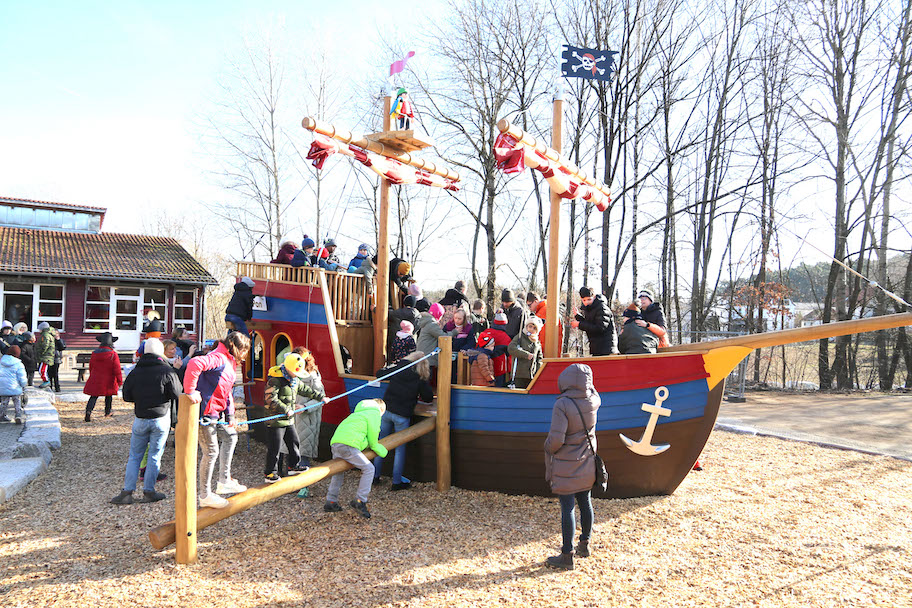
xmin=1 ymin=395 xmax=910 ymax=607
xmin=720 ymin=391 xmax=912 ymax=460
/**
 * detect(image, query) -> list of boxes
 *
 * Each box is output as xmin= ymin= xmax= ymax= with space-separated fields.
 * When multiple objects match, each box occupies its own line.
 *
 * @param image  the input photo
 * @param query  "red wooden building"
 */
xmin=0 ymin=196 xmax=217 ymax=352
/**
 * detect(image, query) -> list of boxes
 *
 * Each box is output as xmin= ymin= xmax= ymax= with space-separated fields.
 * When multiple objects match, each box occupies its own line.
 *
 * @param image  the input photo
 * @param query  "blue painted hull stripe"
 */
xmin=343 ymin=377 xmax=709 ymax=432
xmin=252 ymin=297 xmax=328 ymax=325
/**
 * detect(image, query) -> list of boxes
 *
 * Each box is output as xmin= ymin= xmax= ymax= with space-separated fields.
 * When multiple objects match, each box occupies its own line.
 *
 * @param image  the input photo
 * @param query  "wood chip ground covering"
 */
xmin=1 ymin=397 xmax=910 ymax=607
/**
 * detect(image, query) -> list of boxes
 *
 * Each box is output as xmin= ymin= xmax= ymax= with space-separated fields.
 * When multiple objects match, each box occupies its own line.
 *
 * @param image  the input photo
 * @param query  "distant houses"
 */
xmin=0 ymin=196 xmax=218 ymax=351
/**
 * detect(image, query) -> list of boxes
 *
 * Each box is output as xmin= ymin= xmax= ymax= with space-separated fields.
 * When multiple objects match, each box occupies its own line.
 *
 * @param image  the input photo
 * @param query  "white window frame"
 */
xmin=173 ymin=288 xmax=197 ymax=333
xmin=36 ymin=283 xmax=65 ymax=330
xmin=85 ymin=284 xmax=114 ymax=333
xmin=143 ymin=287 xmax=169 ymax=333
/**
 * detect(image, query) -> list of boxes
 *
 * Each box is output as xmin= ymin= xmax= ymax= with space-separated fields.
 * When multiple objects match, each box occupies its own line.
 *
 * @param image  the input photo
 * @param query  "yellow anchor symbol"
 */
xmin=619 ymin=386 xmax=671 ymax=456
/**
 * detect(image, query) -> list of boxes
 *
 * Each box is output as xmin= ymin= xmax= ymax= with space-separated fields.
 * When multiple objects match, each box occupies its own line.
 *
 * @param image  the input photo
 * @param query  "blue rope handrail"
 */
xmin=200 ymin=348 xmax=441 ymax=427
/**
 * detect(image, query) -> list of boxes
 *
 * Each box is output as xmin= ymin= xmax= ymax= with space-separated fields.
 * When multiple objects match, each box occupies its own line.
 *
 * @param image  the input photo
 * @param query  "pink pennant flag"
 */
xmin=389 ymin=51 xmax=416 ymax=76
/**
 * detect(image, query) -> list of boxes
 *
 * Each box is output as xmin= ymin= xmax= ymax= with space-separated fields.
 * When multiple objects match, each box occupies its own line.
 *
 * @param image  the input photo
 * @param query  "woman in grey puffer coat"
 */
xmin=543 ymin=363 xmax=600 ymax=570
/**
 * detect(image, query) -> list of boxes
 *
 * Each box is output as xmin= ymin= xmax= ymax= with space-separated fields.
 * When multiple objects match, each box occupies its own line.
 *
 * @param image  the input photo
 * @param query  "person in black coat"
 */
xmin=18 ymin=332 xmax=38 ymax=386
xmin=500 ymin=289 xmax=527 ymax=339
xmin=388 ymin=257 xmax=413 ymax=296
xmin=373 ymin=351 xmax=434 ymax=490
xmin=617 ymin=304 xmax=659 ymax=354
xmin=387 ymin=296 xmax=421 ymax=358
xmin=571 ymin=287 xmax=618 ymax=356
xmin=225 ymin=276 xmax=256 ymax=336
xmin=110 ymin=338 xmax=182 ymax=505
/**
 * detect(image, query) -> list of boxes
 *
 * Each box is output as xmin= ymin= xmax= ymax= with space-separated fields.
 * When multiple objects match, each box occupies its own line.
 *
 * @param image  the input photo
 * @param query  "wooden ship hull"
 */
xmin=237 ymin=262 xmax=912 ymax=499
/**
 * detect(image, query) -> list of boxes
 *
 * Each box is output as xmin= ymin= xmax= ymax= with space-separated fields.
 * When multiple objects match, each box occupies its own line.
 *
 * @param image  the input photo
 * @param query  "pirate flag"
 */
xmin=560 ymin=45 xmax=618 ymax=82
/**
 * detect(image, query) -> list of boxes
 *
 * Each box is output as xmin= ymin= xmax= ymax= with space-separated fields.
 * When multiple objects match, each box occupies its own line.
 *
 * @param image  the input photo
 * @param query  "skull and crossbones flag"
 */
xmin=560 ymin=45 xmax=618 ymax=82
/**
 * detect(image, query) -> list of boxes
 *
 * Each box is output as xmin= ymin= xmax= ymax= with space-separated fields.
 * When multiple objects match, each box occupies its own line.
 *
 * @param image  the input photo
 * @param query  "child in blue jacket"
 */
xmin=0 ymin=345 xmax=28 ymax=424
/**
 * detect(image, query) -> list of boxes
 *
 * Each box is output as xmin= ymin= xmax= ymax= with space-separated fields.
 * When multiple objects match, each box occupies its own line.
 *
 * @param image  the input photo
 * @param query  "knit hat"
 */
xmin=623 ymin=302 xmax=640 ymax=320
xmin=501 ymin=289 xmax=515 ymax=303
xmin=396 ymin=320 xmax=414 ymax=339
xmin=358 ymin=243 xmax=369 ymax=252
xmin=324 ymin=238 xmax=337 ymax=248
xmin=22 ymin=332 xmax=34 ymax=342
xmin=637 ymin=289 xmax=654 ymax=303
xmin=408 ymin=283 xmax=423 ymax=298
xmin=493 ymin=311 xmax=508 ymax=325
xmin=13 ymin=322 xmax=27 ymax=334
xmin=240 ymin=276 xmax=256 ymax=288
xmin=403 ymin=295 xmax=417 ymax=309
xmin=301 ymin=236 xmax=315 ymax=250
xmin=397 ymin=261 xmax=411 ymax=276
xmin=7 ymin=345 xmax=20 ymax=358
xmin=1 ymin=320 xmax=11 ymax=330
xmin=579 ymin=286 xmax=594 ymax=298
xmin=144 ymin=337 xmax=165 ymax=357
xmin=95 ymin=332 xmax=118 ymax=346
xmin=429 ymin=302 xmax=444 ymax=320
xmin=37 ymin=322 xmax=50 ymax=331
xmin=476 ymin=329 xmax=496 ymax=348
xmin=414 ymin=298 xmax=430 ymax=313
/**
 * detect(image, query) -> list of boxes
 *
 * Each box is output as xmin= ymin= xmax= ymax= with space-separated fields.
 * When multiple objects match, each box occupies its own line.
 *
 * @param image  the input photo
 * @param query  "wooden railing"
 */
xmin=237 ymin=262 xmax=373 ymax=323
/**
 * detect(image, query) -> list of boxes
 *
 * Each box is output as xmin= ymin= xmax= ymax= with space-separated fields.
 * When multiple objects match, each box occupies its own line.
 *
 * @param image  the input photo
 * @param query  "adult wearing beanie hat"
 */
xmin=500 ymin=289 xmax=527 ymax=339
xmin=225 ymin=277 xmax=256 ymax=336
xmin=571 ymin=287 xmax=618 ymax=356
xmin=635 ymin=289 xmax=669 ymax=348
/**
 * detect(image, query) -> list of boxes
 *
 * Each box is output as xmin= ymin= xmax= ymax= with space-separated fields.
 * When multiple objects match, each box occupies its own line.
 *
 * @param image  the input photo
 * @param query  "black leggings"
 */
xmin=86 ymin=395 xmax=113 ymax=415
xmin=264 ymin=425 xmax=300 ymax=474
xmin=49 ymin=364 xmax=60 ymax=392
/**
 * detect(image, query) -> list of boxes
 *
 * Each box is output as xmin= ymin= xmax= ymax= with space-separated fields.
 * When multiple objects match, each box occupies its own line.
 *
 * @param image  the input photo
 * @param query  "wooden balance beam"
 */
xmin=148 ymin=416 xmax=436 ymax=551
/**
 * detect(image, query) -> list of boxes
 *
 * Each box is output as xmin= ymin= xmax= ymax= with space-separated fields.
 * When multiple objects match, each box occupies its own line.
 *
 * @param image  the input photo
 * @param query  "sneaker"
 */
xmin=15 ymin=417 xmax=22 ymax=425
xmin=216 ymin=479 xmax=247 ymax=494
xmin=287 ymin=465 xmax=309 ymax=476
xmin=140 ymin=490 xmax=166 ymax=503
xmin=323 ymin=501 xmax=343 ymax=512
xmin=349 ymin=499 xmax=371 ymax=519
xmin=391 ymin=481 xmax=412 ymax=491
xmin=199 ymin=494 xmax=229 ymax=509
xmin=110 ymin=490 xmax=134 ymax=505
xmin=38 ymin=381 xmax=50 ymax=389
xmin=264 ymin=473 xmax=280 ymax=484
xmin=138 ymin=467 xmax=146 ymax=482
xmin=0 ymin=416 xmax=11 ymax=423
xmin=156 ymin=472 xmax=167 ymax=482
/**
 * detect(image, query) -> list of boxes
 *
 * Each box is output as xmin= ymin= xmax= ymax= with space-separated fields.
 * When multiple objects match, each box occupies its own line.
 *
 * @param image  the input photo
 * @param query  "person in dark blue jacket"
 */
xmin=224 ymin=277 xmax=255 ymax=336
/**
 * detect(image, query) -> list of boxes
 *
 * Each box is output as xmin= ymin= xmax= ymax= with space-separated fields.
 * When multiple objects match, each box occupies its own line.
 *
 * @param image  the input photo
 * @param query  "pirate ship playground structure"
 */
xmin=150 ymin=80 xmax=912 ymax=565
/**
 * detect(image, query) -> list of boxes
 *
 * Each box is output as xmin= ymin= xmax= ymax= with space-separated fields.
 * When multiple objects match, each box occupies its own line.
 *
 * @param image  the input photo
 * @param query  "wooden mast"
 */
xmin=374 ymin=94 xmax=393 ymax=371
xmin=544 ymin=93 xmax=563 ymax=359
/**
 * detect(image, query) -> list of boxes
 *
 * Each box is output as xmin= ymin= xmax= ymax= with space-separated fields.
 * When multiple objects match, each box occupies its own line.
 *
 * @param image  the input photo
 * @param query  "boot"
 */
xmin=140 ymin=490 xmax=166 ymax=503
xmin=110 ymin=490 xmax=134 ymax=505
xmin=576 ymin=540 xmax=590 ymax=558
xmin=545 ymin=552 xmax=574 ymax=570
xmin=84 ymin=410 xmax=91 ymax=422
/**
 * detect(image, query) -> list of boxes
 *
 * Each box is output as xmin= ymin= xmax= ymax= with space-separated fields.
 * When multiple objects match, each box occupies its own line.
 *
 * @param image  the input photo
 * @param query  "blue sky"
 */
xmin=0 ymin=1 xmax=437 ymax=232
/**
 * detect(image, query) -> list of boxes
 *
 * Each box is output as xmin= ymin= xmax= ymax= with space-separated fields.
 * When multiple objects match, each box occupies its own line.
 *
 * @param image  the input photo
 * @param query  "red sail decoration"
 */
xmin=306 ymin=134 xmax=459 ymax=191
xmin=494 ymin=131 xmax=611 ymax=212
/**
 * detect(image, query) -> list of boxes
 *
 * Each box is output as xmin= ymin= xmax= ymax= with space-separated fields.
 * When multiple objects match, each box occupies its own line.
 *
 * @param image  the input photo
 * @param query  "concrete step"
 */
xmin=0 ymin=457 xmax=47 ymax=503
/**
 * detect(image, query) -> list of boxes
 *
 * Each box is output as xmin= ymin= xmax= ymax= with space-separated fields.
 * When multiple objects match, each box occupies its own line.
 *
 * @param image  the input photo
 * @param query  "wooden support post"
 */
xmin=374 ymin=94 xmax=392 ymax=372
xmin=174 ymin=393 xmax=198 ymax=564
xmin=149 ymin=417 xmax=436 ymax=550
xmin=436 ymin=336 xmax=452 ymax=492
xmin=544 ymin=95 xmax=563 ymax=359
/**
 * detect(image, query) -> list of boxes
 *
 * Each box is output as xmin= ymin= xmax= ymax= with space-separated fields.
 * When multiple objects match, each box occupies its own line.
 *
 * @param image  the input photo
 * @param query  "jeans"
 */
xmin=326 ymin=443 xmax=374 ymax=503
xmin=224 ymin=314 xmax=248 ymax=336
xmin=373 ymin=411 xmax=410 ymax=484
xmin=559 ymin=490 xmax=593 ymax=554
xmin=198 ymin=423 xmax=238 ymax=498
xmin=123 ymin=416 xmax=170 ymax=493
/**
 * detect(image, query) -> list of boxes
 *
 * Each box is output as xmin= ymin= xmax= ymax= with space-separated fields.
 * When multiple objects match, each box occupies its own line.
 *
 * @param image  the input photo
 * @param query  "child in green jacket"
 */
xmin=263 ymin=353 xmax=326 ymax=483
xmin=323 ymin=398 xmax=389 ymax=518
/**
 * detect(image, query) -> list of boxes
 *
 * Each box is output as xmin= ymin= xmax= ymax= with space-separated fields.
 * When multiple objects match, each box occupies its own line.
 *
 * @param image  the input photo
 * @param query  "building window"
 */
xmin=143 ymin=288 xmax=168 ymax=333
xmin=1 ymin=282 xmax=65 ymax=331
xmin=174 ymin=289 xmax=196 ymax=333
xmin=85 ymin=285 xmax=112 ymax=331
xmin=37 ymin=284 xmax=64 ymax=330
